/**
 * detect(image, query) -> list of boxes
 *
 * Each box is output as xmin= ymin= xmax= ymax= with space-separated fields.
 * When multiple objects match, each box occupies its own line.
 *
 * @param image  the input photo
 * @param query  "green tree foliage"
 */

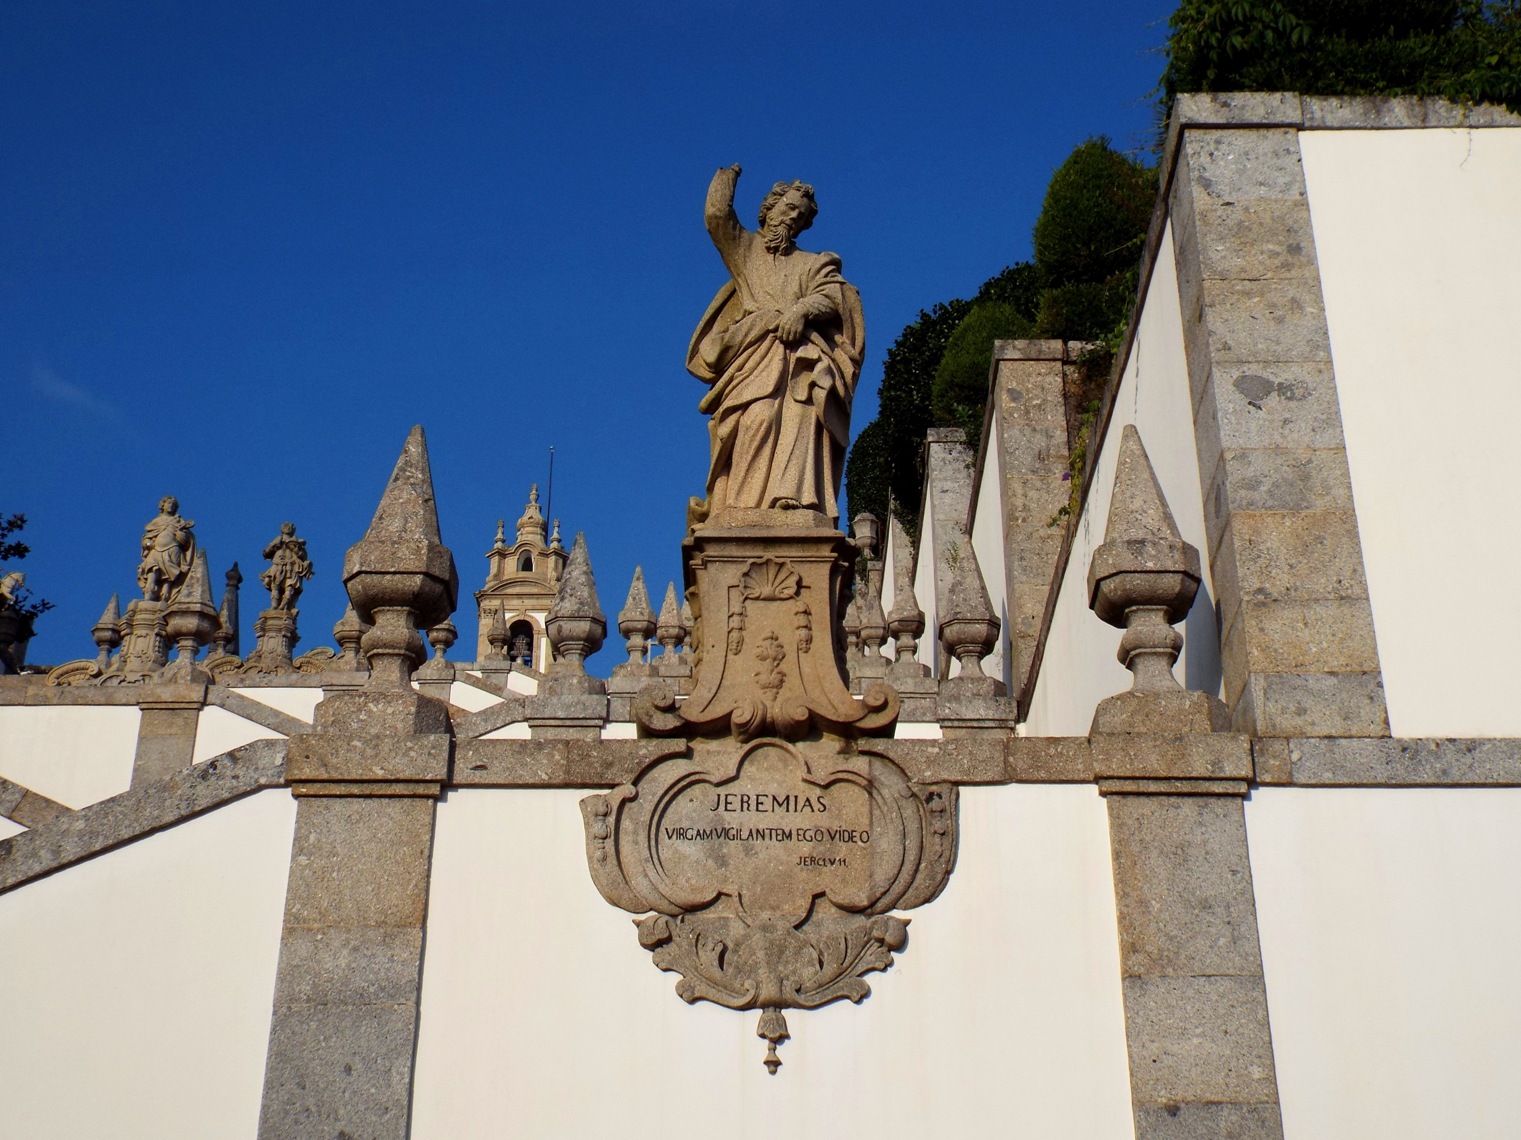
xmin=0 ymin=513 xmax=53 ymax=620
xmin=845 ymin=297 xmax=970 ymax=535
xmin=930 ymin=302 xmax=1033 ymax=444
xmin=840 ymin=416 xmax=890 ymax=526
xmin=1161 ymin=0 xmax=1521 ymax=118
xmin=1032 ymin=138 xmax=1157 ymax=289
xmin=845 ymin=138 xmax=1156 ymax=535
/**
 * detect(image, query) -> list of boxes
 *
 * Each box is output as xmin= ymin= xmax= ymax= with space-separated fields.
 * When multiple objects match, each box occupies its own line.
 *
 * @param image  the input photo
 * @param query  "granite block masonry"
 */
xmin=259 ymin=425 xmax=457 ymax=1140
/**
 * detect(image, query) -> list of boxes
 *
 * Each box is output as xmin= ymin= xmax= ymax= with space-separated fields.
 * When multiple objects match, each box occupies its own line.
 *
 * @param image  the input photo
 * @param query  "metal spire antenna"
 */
xmin=545 ymin=445 xmax=555 ymax=528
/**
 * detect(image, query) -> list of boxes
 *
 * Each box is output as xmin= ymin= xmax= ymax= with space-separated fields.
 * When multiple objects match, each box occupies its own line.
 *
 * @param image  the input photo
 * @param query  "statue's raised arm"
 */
xmin=704 ymin=164 xmax=745 ymax=251
xmin=686 ymin=168 xmax=864 ymax=529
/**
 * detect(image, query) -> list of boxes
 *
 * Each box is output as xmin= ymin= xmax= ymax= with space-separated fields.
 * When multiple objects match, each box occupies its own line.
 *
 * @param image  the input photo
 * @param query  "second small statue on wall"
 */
xmin=261 ymin=522 xmax=314 ymax=611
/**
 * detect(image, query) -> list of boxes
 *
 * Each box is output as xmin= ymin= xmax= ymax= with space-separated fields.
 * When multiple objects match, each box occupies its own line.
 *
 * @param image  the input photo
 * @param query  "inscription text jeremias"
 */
xmin=708 ymin=792 xmax=828 ymax=813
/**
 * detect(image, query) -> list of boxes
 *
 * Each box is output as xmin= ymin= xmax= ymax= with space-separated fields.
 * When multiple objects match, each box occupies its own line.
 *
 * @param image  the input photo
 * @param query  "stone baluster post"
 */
xmin=527 ymin=532 xmax=607 ymax=738
xmin=259 ymin=425 xmax=458 ymax=1140
xmin=91 ymin=594 xmax=122 ymax=672
xmin=1088 ymin=425 xmax=1282 ymax=1139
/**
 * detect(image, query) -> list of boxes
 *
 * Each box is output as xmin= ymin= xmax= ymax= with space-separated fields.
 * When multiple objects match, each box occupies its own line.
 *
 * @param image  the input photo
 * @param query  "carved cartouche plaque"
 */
xmin=582 ymin=737 xmax=956 ymax=1072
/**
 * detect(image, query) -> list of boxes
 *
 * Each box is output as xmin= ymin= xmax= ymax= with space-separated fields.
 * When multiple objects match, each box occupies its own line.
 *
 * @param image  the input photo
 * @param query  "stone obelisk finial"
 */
xmin=92 ymin=594 xmax=122 ymax=670
xmin=1087 ymin=424 xmax=1227 ymax=733
xmin=543 ymin=532 xmax=606 ymax=695
xmin=342 ymin=425 xmax=459 ymax=690
xmin=615 ymin=565 xmax=657 ymax=673
xmin=162 ymin=550 xmax=219 ymax=683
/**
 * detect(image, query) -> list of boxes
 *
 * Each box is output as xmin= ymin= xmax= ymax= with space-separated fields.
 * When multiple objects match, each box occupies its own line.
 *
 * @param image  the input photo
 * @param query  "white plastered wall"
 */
xmin=969 ymin=413 xmax=1013 ymax=691
xmin=1023 ymin=222 xmax=1221 ymax=735
xmin=412 ymin=784 xmax=1132 ymax=1139
xmin=236 ymin=687 xmax=323 ymax=722
xmin=1301 ymin=126 xmax=1521 ymax=736
xmin=445 ymin=680 xmax=504 ymax=711
xmin=0 ymin=706 xmax=139 ymax=808
xmin=193 ymin=706 xmax=286 ymax=763
xmin=1247 ymin=787 xmax=1521 ymax=1139
xmin=0 ymin=789 xmax=296 ymax=1139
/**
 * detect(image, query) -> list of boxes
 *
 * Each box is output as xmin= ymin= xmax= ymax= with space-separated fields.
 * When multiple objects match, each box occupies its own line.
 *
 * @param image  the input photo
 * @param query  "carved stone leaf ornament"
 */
xmin=582 ymin=738 xmax=957 ymax=1073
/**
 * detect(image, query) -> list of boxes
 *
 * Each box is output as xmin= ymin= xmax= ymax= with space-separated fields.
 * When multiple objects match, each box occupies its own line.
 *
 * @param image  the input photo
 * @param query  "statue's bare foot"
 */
xmin=774 ymin=498 xmax=802 ymax=510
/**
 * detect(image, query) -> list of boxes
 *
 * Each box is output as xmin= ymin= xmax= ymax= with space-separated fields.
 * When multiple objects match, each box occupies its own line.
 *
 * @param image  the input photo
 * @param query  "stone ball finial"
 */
xmin=342 ymin=425 xmax=459 ymax=688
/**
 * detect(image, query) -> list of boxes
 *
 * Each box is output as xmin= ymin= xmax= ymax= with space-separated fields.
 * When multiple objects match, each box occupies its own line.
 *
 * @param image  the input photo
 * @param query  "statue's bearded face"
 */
xmin=762 ymin=188 xmax=813 ymax=251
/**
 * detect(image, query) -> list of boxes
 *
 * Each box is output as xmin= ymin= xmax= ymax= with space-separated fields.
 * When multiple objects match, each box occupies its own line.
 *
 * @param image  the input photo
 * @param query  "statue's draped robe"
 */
xmin=687 ymin=214 xmax=864 ymax=522
xmin=138 ymin=515 xmax=195 ymax=600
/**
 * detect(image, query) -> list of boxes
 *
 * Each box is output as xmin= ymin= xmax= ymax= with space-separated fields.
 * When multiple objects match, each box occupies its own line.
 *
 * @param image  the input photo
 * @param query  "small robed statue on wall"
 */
xmin=261 ymin=522 xmax=314 ymax=611
xmin=137 ymin=496 xmax=196 ymax=602
xmin=687 ymin=165 xmax=864 ymax=528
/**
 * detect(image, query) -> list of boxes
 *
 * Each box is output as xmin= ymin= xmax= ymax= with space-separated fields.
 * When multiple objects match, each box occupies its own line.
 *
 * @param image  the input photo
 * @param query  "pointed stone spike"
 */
xmin=548 ymin=533 xmax=604 ymax=625
xmin=1087 ymin=424 xmax=1202 ymax=628
xmin=656 ymin=582 xmax=682 ymax=644
xmin=343 ymin=424 xmax=459 ymax=632
xmin=180 ymin=549 xmax=214 ymax=608
xmin=1104 ymin=424 xmax=1186 ymax=546
xmin=366 ymin=424 xmax=443 ymax=546
xmin=942 ymin=543 xmax=995 ymax=629
xmin=939 ymin=541 xmax=999 ymax=680
xmin=97 ymin=593 xmax=122 ymax=628
xmin=619 ymin=566 xmax=654 ymax=625
xmin=544 ymin=533 xmax=606 ymax=685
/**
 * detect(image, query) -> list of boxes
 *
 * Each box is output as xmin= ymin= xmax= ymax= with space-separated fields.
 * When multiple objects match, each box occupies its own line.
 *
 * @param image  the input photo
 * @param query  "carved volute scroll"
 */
xmin=582 ymin=738 xmax=956 ymax=1073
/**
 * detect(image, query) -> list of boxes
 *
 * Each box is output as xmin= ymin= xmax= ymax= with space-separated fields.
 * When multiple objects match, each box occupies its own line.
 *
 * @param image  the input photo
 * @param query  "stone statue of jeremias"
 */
xmin=687 ymin=165 xmax=864 ymax=527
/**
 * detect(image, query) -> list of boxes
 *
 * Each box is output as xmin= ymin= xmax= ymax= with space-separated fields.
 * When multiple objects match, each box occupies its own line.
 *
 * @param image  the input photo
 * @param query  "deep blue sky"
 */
xmin=7 ymin=1 xmax=1172 ymax=671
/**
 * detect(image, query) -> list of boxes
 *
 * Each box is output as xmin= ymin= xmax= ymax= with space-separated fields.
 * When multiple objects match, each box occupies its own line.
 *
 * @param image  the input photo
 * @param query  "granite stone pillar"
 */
xmin=257 ymin=786 xmax=439 ymax=1140
xmin=1106 ymin=787 xmax=1284 ymax=1138
xmin=1168 ymin=96 xmax=1388 ymax=737
xmin=985 ymin=340 xmax=1074 ymax=702
xmin=132 ymin=686 xmax=204 ymax=786
xmin=259 ymin=424 xmax=458 ymax=1140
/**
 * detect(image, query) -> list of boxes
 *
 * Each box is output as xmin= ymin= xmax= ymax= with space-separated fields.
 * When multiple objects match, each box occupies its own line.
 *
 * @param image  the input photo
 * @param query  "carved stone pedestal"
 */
xmin=117 ymin=600 xmax=169 ymax=681
xmin=598 ymin=520 xmax=956 ymax=1073
xmin=584 ymin=735 xmax=954 ymax=1073
xmin=637 ymin=524 xmax=896 ymax=741
xmin=246 ymin=608 xmax=299 ymax=674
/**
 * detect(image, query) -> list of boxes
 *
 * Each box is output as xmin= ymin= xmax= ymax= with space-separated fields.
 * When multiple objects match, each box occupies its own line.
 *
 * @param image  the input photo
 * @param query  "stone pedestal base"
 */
xmin=638 ymin=525 xmax=896 ymax=741
xmin=1091 ymin=688 xmax=1231 ymax=735
xmin=247 ymin=609 xmax=299 ymax=674
xmin=118 ymin=600 xmax=169 ymax=681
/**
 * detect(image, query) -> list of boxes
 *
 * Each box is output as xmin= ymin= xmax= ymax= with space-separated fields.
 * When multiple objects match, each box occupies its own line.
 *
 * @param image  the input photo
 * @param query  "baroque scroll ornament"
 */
xmin=581 ymin=738 xmax=957 ymax=1073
